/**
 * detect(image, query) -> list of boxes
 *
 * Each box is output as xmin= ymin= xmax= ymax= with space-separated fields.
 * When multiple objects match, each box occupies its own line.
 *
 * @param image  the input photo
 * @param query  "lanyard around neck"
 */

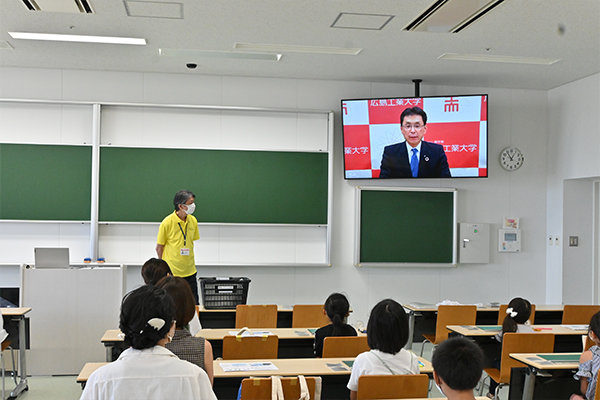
xmin=177 ymin=222 xmax=187 ymax=246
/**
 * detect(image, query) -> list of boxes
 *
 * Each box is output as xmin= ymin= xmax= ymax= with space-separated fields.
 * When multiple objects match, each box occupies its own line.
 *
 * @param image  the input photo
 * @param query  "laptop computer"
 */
xmin=34 ymin=247 xmax=70 ymax=268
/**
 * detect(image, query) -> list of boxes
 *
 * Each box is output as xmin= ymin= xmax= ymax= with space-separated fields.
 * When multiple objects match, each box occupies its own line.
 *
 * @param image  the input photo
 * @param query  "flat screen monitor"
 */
xmin=341 ymin=94 xmax=488 ymax=179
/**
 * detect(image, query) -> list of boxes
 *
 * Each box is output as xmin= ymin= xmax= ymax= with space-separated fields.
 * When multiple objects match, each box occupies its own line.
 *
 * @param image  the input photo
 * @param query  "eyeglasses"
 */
xmin=402 ymin=124 xmax=424 ymax=130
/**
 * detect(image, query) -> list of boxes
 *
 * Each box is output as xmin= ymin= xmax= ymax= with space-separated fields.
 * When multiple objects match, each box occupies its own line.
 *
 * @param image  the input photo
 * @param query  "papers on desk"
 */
xmin=561 ymin=324 xmax=588 ymax=331
xmin=327 ymin=362 xmax=351 ymax=372
xmin=228 ymin=330 xmax=274 ymax=337
xmin=220 ymin=362 xmax=279 ymax=372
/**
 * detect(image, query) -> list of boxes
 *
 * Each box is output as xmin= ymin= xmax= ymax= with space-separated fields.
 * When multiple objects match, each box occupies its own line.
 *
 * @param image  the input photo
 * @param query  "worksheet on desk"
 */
xmin=220 ymin=362 xmax=279 ymax=372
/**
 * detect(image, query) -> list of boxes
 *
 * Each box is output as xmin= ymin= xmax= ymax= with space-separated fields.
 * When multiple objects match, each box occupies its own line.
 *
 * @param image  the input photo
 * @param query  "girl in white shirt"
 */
xmin=80 ymin=285 xmax=216 ymax=400
xmin=347 ymin=299 xmax=419 ymax=400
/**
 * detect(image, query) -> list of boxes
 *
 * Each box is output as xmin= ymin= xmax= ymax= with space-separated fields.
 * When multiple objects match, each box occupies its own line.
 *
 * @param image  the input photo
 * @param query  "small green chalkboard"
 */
xmin=342 ymin=360 xmax=354 ymax=368
xmin=307 ymin=328 xmax=317 ymax=334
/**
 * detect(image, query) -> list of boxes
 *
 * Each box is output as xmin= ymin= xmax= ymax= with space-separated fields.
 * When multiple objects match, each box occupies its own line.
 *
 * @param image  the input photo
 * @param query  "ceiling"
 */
xmin=0 ymin=0 xmax=599 ymax=90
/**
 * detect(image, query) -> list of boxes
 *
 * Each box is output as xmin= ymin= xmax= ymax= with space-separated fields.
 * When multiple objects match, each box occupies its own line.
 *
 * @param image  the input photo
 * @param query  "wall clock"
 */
xmin=499 ymin=146 xmax=524 ymax=171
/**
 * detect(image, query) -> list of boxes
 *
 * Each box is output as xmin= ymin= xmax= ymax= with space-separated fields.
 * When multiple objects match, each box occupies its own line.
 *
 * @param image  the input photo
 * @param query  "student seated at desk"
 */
xmin=157 ymin=276 xmax=214 ymax=384
xmin=142 ymin=258 xmax=201 ymax=334
xmin=487 ymin=297 xmax=533 ymax=398
xmin=571 ymin=311 xmax=600 ymax=400
xmin=432 ymin=337 xmax=484 ymax=400
xmin=347 ymin=299 xmax=419 ymax=400
xmin=314 ymin=293 xmax=357 ymax=357
xmin=80 ymin=285 xmax=216 ymax=400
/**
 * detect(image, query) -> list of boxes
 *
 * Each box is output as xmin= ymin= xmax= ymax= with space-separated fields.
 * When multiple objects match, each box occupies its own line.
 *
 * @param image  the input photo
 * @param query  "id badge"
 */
xmin=180 ymin=248 xmax=190 ymax=256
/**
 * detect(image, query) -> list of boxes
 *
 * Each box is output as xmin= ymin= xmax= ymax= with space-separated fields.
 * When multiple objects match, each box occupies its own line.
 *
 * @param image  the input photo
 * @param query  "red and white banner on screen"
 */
xmin=342 ymin=95 xmax=487 ymax=178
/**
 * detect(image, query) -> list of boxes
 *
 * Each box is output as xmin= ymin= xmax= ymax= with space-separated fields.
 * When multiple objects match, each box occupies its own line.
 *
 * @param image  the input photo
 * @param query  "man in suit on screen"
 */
xmin=379 ymin=106 xmax=451 ymax=178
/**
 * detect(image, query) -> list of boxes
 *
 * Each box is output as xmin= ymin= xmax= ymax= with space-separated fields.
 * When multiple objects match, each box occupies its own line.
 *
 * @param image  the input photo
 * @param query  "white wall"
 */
xmin=547 ymin=72 xmax=600 ymax=304
xmin=0 ymin=67 xmax=550 ymax=323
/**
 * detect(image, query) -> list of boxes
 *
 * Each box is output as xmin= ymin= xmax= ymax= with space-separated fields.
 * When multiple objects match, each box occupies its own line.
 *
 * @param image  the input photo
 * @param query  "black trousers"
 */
xmin=182 ymin=272 xmax=199 ymax=305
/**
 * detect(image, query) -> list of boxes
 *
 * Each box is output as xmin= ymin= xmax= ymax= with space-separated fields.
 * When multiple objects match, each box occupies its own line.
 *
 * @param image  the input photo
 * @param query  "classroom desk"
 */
xmin=509 ymin=352 xmax=580 ymax=400
xmin=78 ymin=355 xmax=432 ymax=400
xmin=101 ymin=327 xmax=365 ymax=360
xmin=1 ymin=307 xmax=31 ymax=399
xmin=198 ymin=305 xmax=293 ymax=328
xmin=447 ymin=324 xmax=586 ymax=353
xmin=403 ymin=304 xmax=565 ymax=350
xmin=447 ymin=324 xmax=587 ymax=337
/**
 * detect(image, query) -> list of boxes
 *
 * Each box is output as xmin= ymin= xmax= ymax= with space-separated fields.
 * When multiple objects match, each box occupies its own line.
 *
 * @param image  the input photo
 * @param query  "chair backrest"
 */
xmin=222 ymin=335 xmax=278 ymax=360
xmin=562 ymin=305 xmax=600 ymax=325
xmin=236 ymin=304 xmax=278 ymax=328
xmin=497 ymin=304 xmax=536 ymax=325
xmin=322 ymin=336 xmax=369 ymax=358
xmin=357 ymin=374 xmax=429 ymax=399
xmin=434 ymin=305 xmax=477 ymax=344
xmin=595 ymin=374 xmax=600 ymax=400
xmin=292 ymin=304 xmax=330 ymax=328
xmin=241 ymin=376 xmax=320 ymax=399
xmin=498 ymin=333 xmax=554 ymax=383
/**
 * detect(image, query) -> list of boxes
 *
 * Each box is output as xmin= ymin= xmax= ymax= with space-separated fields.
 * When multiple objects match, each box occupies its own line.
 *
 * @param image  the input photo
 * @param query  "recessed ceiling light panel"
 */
xmin=8 ymin=32 xmax=146 ymax=45
xmin=439 ymin=53 xmax=560 ymax=65
xmin=234 ymin=42 xmax=362 ymax=56
xmin=159 ymin=48 xmax=282 ymax=61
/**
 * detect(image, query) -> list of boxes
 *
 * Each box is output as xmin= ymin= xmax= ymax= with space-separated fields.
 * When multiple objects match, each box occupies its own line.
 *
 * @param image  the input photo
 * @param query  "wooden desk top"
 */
xmin=77 ymin=362 xmax=108 ymax=382
xmin=214 ymin=355 xmax=432 ymax=378
xmin=509 ymin=353 xmax=581 ymax=370
xmin=0 ymin=307 xmax=32 ymax=316
xmin=102 ymin=327 xmax=366 ymax=343
xmin=403 ymin=304 xmax=564 ymax=312
xmin=200 ymin=328 xmax=315 ymax=340
xmin=197 ymin=305 xmax=293 ymax=312
xmin=77 ymin=354 xmax=432 ymax=382
xmin=447 ymin=324 xmax=587 ymax=336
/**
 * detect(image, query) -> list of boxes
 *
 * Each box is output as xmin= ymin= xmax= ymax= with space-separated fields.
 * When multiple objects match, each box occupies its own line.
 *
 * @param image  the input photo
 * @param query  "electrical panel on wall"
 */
xmin=459 ymin=223 xmax=490 ymax=263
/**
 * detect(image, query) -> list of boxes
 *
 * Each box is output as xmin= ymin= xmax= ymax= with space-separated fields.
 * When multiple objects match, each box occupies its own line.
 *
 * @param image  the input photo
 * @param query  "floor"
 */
xmin=3 ymin=344 xmax=509 ymax=400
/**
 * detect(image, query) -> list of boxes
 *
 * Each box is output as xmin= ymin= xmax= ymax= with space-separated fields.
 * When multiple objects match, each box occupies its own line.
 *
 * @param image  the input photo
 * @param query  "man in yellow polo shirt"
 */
xmin=156 ymin=190 xmax=200 ymax=304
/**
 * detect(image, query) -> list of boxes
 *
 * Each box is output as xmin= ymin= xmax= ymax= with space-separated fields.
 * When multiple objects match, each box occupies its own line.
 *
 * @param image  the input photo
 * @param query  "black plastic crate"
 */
xmin=199 ymin=277 xmax=251 ymax=309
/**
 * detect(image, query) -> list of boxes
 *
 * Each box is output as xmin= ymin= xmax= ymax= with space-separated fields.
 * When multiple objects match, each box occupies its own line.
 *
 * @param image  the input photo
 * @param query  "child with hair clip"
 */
xmin=347 ymin=299 xmax=419 ymax=400
xmin=314 ymin=293 xmax=357 ymax=357
xmin=487 ymin=297 xmax=533 ymax=398
xmin=571 ymin=311 xmax=600 ymax=400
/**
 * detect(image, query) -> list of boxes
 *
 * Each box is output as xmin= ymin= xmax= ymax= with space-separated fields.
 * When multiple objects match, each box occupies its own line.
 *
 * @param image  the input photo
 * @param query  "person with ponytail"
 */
xmin=571 ymin=311 xmax=600 ymax=400
xmin=313 ymin=293 xmax=357 ymax=357
xmin=80 ymin=285 xmax=216 ymax=400
xmin=487 ymin=297 xmax=533 ymax=398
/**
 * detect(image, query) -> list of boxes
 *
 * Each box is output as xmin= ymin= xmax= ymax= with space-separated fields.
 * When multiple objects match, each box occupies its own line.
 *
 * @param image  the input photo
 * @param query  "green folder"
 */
xmin=343 ymin=360 xmax=354 ymax=368
xmin=538 ymin=354 xmax=580 ymax=362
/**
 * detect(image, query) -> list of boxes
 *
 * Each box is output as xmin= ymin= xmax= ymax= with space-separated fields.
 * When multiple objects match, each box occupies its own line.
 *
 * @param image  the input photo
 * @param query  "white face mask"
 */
xmin=434 ymin=381 xmax=445 ymax=397
xmin=184 ymin=202 xmax=196 ymax=215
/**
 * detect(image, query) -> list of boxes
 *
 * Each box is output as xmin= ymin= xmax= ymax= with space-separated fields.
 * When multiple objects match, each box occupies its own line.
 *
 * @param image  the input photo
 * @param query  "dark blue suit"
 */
xmin=379 ymin=141 xmax=451 ymax=178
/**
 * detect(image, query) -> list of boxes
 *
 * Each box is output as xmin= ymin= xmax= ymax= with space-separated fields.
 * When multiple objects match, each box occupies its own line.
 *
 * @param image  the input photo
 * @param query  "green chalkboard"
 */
xmin=359 ymin=189 xmax=455 ymax=264
xmin=0 ymin=144 xmax=92 ymax=220
xmin=99 ymin=147 xmax=328 ymax=223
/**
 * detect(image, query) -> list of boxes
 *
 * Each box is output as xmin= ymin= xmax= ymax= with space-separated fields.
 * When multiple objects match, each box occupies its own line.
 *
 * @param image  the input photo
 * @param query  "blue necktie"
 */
xmin=411 ymin=148 xmax=419 ymax=177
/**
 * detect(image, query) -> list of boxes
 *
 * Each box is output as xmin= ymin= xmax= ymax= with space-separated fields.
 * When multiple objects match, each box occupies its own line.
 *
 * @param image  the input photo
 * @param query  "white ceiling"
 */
xmin=0 ymin=0 xmax=599 ymax=90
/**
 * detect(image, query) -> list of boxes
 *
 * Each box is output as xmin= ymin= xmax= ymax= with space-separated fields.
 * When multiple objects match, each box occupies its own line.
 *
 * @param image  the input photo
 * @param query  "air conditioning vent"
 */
xmin=20 ymin=0 xmax=94 ymax=14
xmin=404 ymin=0 xmax=505 ymax=33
